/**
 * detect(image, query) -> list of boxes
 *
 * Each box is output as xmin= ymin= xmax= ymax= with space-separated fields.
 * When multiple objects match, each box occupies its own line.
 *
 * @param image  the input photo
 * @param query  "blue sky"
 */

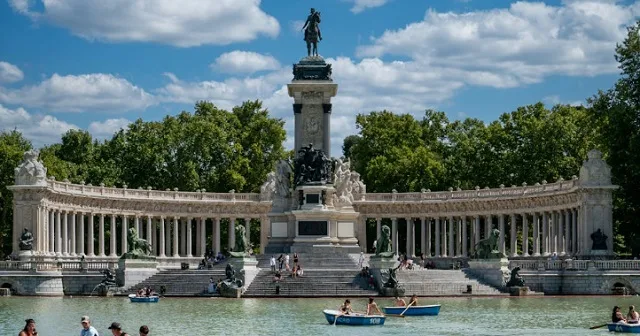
xmin=0 ymin=0 xmax=638 ymax=156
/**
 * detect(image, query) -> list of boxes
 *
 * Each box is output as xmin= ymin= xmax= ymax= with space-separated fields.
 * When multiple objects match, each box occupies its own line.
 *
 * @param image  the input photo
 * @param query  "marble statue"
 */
xmin=579 ymin=150 xmax=612 ymax=186
xmin=18 ymin=228 xmax=33 ymax=250
xmin=332 ymin=158 xmax=366 ymax=206
xmin=260 ymin=172 xmax=277 ymax=201
xmin=302 ymin=8 xmax=322 ymax=57
xmin=471 ymin=229 xmax=503 ymax=259
xmin=275 ymin=159 xmax=292 ymax=197
xmin=122 ymin=228 xmax=152 ymax=259
xmin=14 ymin=150 xmax=47 ymax=186
xmin=591 ymin=229 xmax=608 ymax=250
xmin=506 ymin=266 xmax=525 ymax=287
xmin=375 ymin=225 xmax=393 ymax=257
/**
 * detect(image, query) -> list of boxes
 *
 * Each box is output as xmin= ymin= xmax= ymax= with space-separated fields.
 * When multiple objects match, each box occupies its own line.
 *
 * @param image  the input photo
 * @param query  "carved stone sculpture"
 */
xmin=18 ymin=228 xmax=33 ymax=250
xmin=383 ymin=265 xmax=401 ymax=288
xmin=471 ymin=229 xmax=504 ymax=259
xmin=579 ymin=149 xmax=612 ymax=186
xmin=375 ymin=225 xmax=393 ymax=257
xmin=506 ymin=266 xmax=525 ymax=287
xmin=332 ymin=158 xmax=366 ymax=206
xmin=591 ymin=229 xmax=608 ymax=250
xmin=293 ymin=143 xmax=331 ymax=186
xmin=275 ymin=160 xmax=292 ymax=197
xmin=14 ymin=150 xmax=47 ymax=186
xmin=121 ymin=228 xmax=152 ymax=259
xmin=219 ymin=263 xmax=244 ymax=296
xmin=260 ymin=172 xmax=277 ymax=201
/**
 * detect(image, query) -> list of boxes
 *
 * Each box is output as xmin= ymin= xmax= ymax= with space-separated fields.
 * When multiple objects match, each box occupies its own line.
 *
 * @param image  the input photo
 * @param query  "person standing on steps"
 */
xmin=358 ymin=252 xmax=365 ymax=268
xmin=293 ymin=253 xmax=299 ymax=269
xmin=277 ymin=254 xmax=284 ymax=272
xmin=270 ymin=255 xmax=276 ymax=273
xmin=285 ymin=254 xmax=291 ymax=272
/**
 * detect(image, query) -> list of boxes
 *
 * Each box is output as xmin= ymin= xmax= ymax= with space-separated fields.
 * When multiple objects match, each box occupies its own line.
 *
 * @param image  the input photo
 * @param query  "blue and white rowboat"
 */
xmin=608 ymin=322 xmax=640 ymax=333
xmin=383 ymin=304 xmax=441 ymax=316
xmin=128 ymin=294 xmax=159 ymax=303
xmin=323 ymin=309 xmax=385 ymax=326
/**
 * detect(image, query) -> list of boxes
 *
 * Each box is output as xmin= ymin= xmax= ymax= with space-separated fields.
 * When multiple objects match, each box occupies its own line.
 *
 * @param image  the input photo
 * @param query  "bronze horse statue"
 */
xmin=303 ymin=8 xmax=322 ymax=57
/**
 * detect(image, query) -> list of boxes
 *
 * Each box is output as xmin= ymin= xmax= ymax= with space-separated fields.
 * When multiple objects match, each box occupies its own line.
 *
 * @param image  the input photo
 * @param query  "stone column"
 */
xmin=146 ymin=216 xmax=153 ymax=248
xmin=214 ymin=217 xmax=221 ymax=255
xmin=159 ymin=216 xmax=166 ymax=257
xmin=391 ymin=218 xmax=398 ymax=255
xmin=541 ymin=212 xmax=548 ymax=255
xmin=420 ymin=217 xmax=426 ymax=256
xmin=435 ymin=217 xmax=441 ymax=257
xmin=522 ymin=213 xmax=529 ymax=257
xmin=461 ymin=216 xmax=468 ymax=257
xmin=109 ymin=214 xmax=117 ymax=257
xmin=173 ymin=216 xmax=179 ymax=258
xmin=180 ymin=219 xmax=186 ymax=256
xmin=228 ymin=218 xmax=236 ymax=251
xmin=425 ymin=218 xmax=432 ymax=257
xmin=447 ymin=216 xmax=454 ymax=257
xmin=49 ymin=210 xmax=55 ymax=255
xmin=474 ymin=215 xmax=480 ymax=248
xmin=200 ymin=217 xmax=206 ymax=257
xmin=55 ymin=210 xmax=62 ymax=255
xmin=70 ymin=211 xmax=77 ymax=256
xmin=559 ymin=210 xmax=566 ymax=256
xmin=62 ymin=211 xmax=69 ymax=256
xmin=87 ymin=213 xmax=95 ymax=257
xmin=376 ymin=218 xmax=382 ymax=241
xmin=510 ymin=213 xmax=517 ymax=257
xmin=122 ymin=215 xmax=128 ymax=256
xmin=485 ymin=215 xmax=491 ymax=238
xmin=405 ymin=217 xmax=412 ymax=256
xmin=571 ymin=208 xmax=580 ymax=255
xmin=442 ymin=218 xmax=448 ymax=257
xmin=498 ymin=214 xmax=505 ymax=255
xmin=532 ymin=213 xmax=540 ymax=256
xmin=99 ymin=214 xmax=105 ymax=257
xmin=152 ymin=219 xmax=158 ymax=256
xmin=456 ymin=218 xmax=462 ymax=257
xmin=187 ymin=217 xmax=193 ymax=257
xmin=78 ymin=212 xmax=85 ymax=256
xmin=245 ymin=217 xmax=251 ymax=249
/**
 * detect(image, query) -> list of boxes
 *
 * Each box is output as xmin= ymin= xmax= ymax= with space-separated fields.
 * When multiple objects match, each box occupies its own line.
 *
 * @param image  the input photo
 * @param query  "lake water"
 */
xmin=0 ymin=296 xmax=630 ymax=335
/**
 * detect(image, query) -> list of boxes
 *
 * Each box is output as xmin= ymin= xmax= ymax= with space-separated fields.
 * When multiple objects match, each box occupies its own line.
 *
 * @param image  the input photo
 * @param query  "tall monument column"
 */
xmin=288 ymin=58 xmax=337 ymax=156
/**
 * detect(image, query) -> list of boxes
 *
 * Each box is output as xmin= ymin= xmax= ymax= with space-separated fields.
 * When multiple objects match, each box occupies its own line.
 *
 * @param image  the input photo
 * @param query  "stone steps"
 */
xmin=395 ymin=269 xmax=506 ymax=296
xmin=126 ymin=265 xmax=227 ymax=296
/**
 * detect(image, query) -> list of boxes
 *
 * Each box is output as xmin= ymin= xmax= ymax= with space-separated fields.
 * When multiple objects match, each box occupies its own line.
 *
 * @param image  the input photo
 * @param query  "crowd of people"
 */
xmin=18 ymin=317 xmax=149 ymax=336
xmin=270 ymin=253 xmax=303 ymax=278
xmin=198 ymin=250 xmax=226 ymax=269
xmin=134 ymin=287 xmax=156 ymax=297
xmin=612 ymin=305 xmax=640 ymax=323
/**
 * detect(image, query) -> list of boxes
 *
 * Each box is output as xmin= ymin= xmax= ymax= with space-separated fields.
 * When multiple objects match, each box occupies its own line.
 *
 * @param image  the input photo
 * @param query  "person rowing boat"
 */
xmin=366 ymin=297 xmax=384 ymax=316
xmin=340 ymin=299 xmax=354 ymax=315
xmin=408 ymin=294 xmax=418 ymax=306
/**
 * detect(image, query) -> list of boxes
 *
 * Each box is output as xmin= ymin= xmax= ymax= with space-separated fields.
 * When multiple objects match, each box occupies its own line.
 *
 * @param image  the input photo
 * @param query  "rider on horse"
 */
xmin=302 ymin=8 xmax=322 ymax=42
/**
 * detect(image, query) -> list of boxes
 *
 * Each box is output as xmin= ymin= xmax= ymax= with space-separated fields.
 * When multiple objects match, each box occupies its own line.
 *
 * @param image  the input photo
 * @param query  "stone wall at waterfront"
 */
xmin=520 ymin=271 xmax=640 ymax=295
xmin=0 ymin=272 xmax=106 ymax=296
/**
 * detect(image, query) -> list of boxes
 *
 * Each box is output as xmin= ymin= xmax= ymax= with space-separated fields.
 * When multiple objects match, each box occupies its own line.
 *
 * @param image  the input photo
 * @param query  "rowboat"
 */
xmin=322 ymin=309 xmax=385 ymax=326
xmin=128 ymin=294 xmax=159 ymax=303
xmin=608 ymin=322 xmax=640 ymax=333
xmin=382 ymin=304 xmax=441 ymax=316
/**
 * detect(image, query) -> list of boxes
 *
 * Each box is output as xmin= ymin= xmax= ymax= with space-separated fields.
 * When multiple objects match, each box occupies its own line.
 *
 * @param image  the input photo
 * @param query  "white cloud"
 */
xmin=88 ymin=118 xmax=131 ymax=138
xmin=0 ymin=61 xmax=24 ymax=83
xmin=10 ymin=0 xmax=280 ymax=47
xmin=212 ymin=51 xmax=281 ymax=74
xmin=290 ymin=20 xmax=305 ymax=33
xmin=357 ymin=0 xmax=640 ymax=87
xmin=0 ymin=104 xmax=78 ymax=147
xmin=348 ymin=0 xmax=390 ymax=13
xmin=0 ymin=73 xmax=155 ymax=112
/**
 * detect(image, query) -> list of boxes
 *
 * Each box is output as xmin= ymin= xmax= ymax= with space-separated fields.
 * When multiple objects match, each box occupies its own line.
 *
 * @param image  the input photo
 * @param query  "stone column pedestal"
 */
xmin=116 ymin=258 xmax=158 ymax=289
xmin=224 ymin=256 xmax=259 ymax=298
xmin=369 ymin=256 xmax=404 ymax=297
xmin=466 ymin=258 xmax=510 ymax=290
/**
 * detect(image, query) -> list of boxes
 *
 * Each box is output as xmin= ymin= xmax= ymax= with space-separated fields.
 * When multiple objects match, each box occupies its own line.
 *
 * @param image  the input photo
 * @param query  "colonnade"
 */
xmin=369 ymin=208 xmax=581 ymax=258
xmin=38 ymin=208 xmax=266 ymax=259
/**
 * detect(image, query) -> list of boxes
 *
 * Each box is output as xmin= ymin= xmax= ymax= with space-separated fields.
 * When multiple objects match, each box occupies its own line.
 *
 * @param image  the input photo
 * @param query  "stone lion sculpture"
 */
xmin=506 ymin=266 xmax=525 ymax=287
xmin=471 ymin=229 xmax=503 ymax=259
xmin=375 ymin=225 xmax=394 ymax=257
xmin=122 ymin=228 xmax=152 ymax=259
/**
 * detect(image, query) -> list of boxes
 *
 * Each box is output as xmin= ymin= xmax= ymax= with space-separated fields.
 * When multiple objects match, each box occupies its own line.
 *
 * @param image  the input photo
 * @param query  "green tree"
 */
xmin=589 ymin=21 xmax=640 ymax=255
xmin=0 ymin=130 xmax=32 ymax=257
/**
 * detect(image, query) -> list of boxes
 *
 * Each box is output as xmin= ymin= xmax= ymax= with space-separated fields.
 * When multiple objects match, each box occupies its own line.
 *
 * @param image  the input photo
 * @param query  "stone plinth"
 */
xmin=228 ymin=256 xmax=259 ymax=290
xmin=116 ymin=258 xmax=158 ymax=289
xmin=508 ymin=286 xmax=530 ymax=296
xmin=466 ymin=258 xmax=509 ymax=289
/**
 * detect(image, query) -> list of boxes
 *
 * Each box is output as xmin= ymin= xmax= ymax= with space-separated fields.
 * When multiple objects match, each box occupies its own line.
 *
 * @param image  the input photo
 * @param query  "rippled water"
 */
xmin=0 ymin=296 xmax=630 ymax=335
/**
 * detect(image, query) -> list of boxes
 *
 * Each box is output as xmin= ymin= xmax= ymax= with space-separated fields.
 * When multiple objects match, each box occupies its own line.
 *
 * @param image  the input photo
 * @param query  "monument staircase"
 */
xmin=124 ymin=261 xmax=228 ymax=297
xmin=394 ymin=269 xmax=508 ymax=296
xmin=243 ymin=252 xmax=379 ymax=297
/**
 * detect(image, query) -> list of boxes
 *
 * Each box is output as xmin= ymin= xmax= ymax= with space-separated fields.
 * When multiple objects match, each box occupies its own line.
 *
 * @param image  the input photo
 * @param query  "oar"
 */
xmin=399 ymin=301 xmax=415 ymax=316
xmin=333 ymin=313 xmax=342 ymax=325
xmin=589 ymin=323 xmax=608 ymax=329
xmin=385 ymin=314 xmax=406 ymax=318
